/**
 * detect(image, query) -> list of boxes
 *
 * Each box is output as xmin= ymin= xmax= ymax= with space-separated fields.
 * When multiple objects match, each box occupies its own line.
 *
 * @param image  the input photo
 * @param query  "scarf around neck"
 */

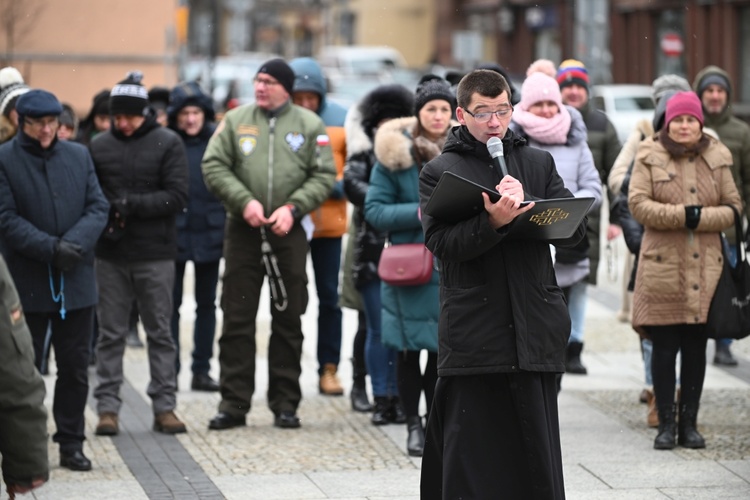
xmin=512 ymin=105 xmax=572 ymax=145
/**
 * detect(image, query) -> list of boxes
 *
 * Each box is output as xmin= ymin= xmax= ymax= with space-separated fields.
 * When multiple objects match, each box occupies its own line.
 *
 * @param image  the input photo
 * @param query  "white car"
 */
xmin=591 ymin=84 xmax=655 ymax=145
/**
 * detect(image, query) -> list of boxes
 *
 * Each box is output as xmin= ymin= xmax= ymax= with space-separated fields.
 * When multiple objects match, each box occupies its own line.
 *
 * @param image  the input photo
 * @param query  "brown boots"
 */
xmin=154 ymin=410 xmax=187 ymax=434
xmin=319 ymin=363 xmax=344 ymax=396
xmin=645 ymin=389 xmax=658 ymax=428
xmin=95 ymin=413 xmax=119 ymax=436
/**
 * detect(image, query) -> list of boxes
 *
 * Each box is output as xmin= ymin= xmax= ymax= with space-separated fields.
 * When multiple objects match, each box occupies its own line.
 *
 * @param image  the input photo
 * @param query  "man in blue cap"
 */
xmin=0 ymin=88 xmax=110 ymax=471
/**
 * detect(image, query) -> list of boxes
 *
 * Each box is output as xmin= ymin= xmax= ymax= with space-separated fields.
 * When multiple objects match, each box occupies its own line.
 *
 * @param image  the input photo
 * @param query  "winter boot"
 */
xmin=653 ymin=405 xmax=676 ymax=450
xmin=678 ymin=404 xmax=706 ymax=449
xmin=406 ymin=415 xmax=425 ymax=457
xmin=371 ymin=396 xmax=391 ymax=426
xmin=387 ymin=396 xmax=407 ymax=424
xmin=350 ymin=357 xmax=372 ymax=412
xmin=565 ymin=342 xmax=588 ymax=374
xmin=319 ymin=363 xmax=344 ymax=395
xmin=646 ymin=389 xmax=659 ymax=428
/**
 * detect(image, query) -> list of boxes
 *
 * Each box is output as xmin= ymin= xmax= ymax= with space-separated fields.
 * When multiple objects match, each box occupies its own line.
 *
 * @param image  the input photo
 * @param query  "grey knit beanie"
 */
xmin=652 ymin=75 xmax=691 ymax=105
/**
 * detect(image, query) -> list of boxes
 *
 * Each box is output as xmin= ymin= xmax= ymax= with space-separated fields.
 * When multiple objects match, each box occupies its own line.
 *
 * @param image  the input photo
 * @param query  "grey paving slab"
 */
xmin=720 ymin=459 xmax=750 ymax=482
xmin=30 ymin=479 xmax=149 ymax=500
xmin=584 ymin=460 xmax=748 ymax=489
xmin=659 ymin=485 xmax=750 ymax=499
xmin=211 ymin=473 xmax=324 ymax=499
xmin=565 ymin=489 xmax=671 ymax=500
xmin=309 ymin=470 xmax=421 ymax=497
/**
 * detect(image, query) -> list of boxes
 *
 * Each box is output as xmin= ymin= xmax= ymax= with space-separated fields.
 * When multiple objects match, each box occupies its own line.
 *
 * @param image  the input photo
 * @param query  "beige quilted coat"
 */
xmin=629 ymin=133 xmax=741 ymax=333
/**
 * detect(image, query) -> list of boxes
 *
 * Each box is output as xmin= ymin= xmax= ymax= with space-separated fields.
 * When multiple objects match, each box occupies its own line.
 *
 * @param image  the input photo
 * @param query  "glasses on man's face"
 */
xmin=464 ymin=106 xmax=513 ymax=123
xmin=25 ymin=117 xmax=59 ymax=130
xmin=253 ymin=76 xmax=280 ymax=87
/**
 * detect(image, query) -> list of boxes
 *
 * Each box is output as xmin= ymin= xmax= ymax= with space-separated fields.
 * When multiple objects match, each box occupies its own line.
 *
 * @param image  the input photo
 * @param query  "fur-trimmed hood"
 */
xmin=373 ymin=116 xmax=455 ymax=172
xmin=344 ymin=104 xmax=372 ymax=158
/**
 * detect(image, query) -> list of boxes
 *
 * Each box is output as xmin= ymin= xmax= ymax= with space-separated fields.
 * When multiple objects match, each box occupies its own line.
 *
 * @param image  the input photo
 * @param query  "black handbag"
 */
xmin=706 ymin=205 xmax=750 ymax=340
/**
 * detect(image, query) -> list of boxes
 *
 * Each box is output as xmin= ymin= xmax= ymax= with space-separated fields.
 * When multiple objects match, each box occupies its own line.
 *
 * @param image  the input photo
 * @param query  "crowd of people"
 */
xmin=0 ymin=53 xmax=747 ymax=499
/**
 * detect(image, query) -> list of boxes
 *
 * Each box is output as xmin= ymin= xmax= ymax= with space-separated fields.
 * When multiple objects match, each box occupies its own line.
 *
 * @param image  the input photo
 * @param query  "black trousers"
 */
xmin=218 ymin=220 xmax=309 ymax=417
xmin=27 ymin=306 xmax=94 ymax=452
xmin=421 ymin=372 xmax=565 ymax=500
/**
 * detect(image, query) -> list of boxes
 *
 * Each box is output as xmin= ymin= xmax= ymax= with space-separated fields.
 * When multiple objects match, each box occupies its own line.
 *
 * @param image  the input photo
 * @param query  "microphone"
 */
xmin=487 ymin=137 xmax=509 ymax=178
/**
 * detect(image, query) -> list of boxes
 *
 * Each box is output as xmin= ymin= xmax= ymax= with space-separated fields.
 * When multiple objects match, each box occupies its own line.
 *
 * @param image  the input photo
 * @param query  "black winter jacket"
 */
xmin=419 ymin=126 xmax=586 ymax=375
xmin=91 ymin=114 xmax=188 ymax=261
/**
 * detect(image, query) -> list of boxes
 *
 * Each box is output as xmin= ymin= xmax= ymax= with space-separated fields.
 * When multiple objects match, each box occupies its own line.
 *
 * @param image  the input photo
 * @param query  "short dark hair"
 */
xmin=455 ymin=69 xmax=511 ymax=109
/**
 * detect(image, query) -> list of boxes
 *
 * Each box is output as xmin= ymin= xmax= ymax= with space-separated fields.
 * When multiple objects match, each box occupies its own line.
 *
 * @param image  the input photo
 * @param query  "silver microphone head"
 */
xmin=487 ymin=137 xmax=504 ymax=158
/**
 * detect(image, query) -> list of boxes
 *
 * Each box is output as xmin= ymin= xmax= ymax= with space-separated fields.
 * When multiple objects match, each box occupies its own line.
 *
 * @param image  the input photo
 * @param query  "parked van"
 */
xmin=317 ymin=45 xmax=407 ymax=76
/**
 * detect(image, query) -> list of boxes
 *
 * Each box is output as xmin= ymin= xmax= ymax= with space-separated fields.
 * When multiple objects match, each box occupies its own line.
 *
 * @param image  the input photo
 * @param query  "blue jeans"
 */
xmin=310 ymin=237 xmax=343 ymax=373
xmin=717 ymin=241 xmax=736 ymax=348
xmin=641 ymin=338 xmax=653 ymax=386
xmin=359 ymin=279 xmax=397 ymax=397
xmin=172 ymin=260 xmax=220 ymax=375
xmin=565 ymin=280 xmax=588 ymax=344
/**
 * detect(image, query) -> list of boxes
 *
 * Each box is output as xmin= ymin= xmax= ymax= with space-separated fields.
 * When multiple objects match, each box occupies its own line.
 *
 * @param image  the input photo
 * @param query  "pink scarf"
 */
xmin=512 ymin=106 xmax=572 ymax=145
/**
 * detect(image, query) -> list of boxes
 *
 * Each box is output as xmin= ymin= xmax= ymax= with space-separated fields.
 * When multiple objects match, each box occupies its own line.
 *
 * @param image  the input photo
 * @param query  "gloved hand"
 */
xmin=111 ymin=197 xmax=130 ymax=218
xmin=53 ymin=240 xmax=83 ymax=271
xmin=685 ymin=205 xmax=702 ymax=230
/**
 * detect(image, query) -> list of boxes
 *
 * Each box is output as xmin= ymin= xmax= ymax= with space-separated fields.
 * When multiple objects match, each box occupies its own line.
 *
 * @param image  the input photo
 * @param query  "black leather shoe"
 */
xmin=274 ymin=411 xmax=301 ymax=429
xmin=208 ymin=412 xmax=246 ymax=430
xmin=60 ymin=450 xmax=92 ymax=471
xmin=192 ymin=373 xmax=220 ymax=392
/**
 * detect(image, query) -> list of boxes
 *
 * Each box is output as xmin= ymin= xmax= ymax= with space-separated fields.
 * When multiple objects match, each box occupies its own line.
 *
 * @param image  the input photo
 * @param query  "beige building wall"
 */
xmin=349 ymin=0 xmax=436 ymax=67
xmin=0 ymin=0 xmax=179 ymax=116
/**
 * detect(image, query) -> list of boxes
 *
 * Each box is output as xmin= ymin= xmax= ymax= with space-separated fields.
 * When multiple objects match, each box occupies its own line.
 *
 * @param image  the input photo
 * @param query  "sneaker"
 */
xmin=95 ymin=412 xmax=119 ymax=436
xmin=319 ymin=363 xmax=344 ymax=396
xmin=153 ymin=410 xmax=187 ymax=434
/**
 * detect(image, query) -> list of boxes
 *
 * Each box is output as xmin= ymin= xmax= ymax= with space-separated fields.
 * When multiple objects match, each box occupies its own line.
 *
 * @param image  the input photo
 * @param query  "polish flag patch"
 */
xmin=316 ymin=134 xmax=330 ymax=146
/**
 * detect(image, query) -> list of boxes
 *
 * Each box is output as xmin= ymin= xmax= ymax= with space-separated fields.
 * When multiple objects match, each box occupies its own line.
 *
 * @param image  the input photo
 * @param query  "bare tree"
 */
xmin=0 ymin=0 xmax=46 ymax=67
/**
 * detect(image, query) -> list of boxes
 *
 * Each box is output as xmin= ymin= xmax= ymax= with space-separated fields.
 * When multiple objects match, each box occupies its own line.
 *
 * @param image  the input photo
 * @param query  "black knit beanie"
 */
xmin=256 ymin=58 xmax=295 ymax=95
xmin=414 ymin=74 xmax=455 ymax=115
xmin=110 ymin=71 xmax=149 ymax=116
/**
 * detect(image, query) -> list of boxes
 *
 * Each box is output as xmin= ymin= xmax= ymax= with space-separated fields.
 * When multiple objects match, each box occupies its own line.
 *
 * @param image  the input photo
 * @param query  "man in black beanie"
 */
xmin=90 ymin=71 xmax=189 ymax=436
xmin=203 ymin=57 xmax=335 ymax=430
xmin=0 ymin=88 xmax=109 ymax=471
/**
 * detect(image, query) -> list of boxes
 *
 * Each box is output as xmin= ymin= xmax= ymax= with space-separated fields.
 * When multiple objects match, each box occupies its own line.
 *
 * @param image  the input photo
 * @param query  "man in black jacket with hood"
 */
xmin=90 ymin=71 xmax=189 ymax=437
xmin=418 ymin=69 xmax=586 ymax=500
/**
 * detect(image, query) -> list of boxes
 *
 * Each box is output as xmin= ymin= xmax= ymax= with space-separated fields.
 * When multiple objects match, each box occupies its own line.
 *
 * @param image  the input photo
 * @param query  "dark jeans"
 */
xmin=397 ymin=349 xmax=438 ymax=418
xmin=310 ymin=237 xmax=343 ymax=373
xmin=649 ymin=323 xmax=708 ymax=413
xmin=359 ymin=279 xmax=397 ymax=397
xmin=28 ymin=306 xmax=94 ymax=451
xmin=172 ymin=259 xmax=220 ymax=375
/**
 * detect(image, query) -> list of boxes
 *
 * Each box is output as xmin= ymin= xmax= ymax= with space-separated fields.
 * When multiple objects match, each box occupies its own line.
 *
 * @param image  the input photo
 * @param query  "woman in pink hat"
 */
xmin=629 ymin=91 xmax=741 ymax=450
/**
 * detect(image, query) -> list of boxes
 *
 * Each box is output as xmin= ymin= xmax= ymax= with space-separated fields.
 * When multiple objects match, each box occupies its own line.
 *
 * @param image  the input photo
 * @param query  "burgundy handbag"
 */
xmin=377 ymin=242 xmax=434 ymax=286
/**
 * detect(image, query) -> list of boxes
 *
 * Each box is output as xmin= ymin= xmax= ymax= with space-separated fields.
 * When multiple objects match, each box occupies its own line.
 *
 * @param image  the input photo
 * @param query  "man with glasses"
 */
xmin=418 ymin=69 xmax=584 ymax=498
xmin=203 ymin=58 xmax=335 ymax=430
xmin=0 ymin=89 xmax=109 ymax=471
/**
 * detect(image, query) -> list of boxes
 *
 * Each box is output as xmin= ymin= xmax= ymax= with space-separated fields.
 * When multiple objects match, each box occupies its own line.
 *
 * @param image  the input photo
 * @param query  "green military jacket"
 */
xmin=0 ymin=255 xmax=48 ymax=489
xmin=202 ymin=100 xmax=335 ymax=220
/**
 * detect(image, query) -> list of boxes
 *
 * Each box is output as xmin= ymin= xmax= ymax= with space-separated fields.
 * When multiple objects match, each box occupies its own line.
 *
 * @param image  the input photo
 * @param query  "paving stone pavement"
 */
xmin=17 ymin=237 xmax=750 ymax=499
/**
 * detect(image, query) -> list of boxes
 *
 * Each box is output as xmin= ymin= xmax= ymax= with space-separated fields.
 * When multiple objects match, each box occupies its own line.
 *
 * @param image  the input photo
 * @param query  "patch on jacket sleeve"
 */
xmin=10 ymin=302 xmax=23 ymax=325
xmin=316 ymin=134 xmax=330 ymax=146
xmin=285 ymin=132 xmax=306 ymax=152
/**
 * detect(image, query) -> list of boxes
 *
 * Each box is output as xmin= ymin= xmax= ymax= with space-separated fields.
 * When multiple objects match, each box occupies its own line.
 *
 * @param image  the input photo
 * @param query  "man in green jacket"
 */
xmin=0 ymin=255 xmax=48 ymax=496
xmin=203 ymin=58 xmax=335 ymax=430
xmin=693 ymin=65 xmax=750 ymax=366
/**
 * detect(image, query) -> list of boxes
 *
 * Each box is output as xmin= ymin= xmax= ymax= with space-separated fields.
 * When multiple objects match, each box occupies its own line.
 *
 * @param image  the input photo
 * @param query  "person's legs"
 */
xmin=350 ymin=310 xmax=371 ymax=411
xmin=266 ymin=225 xmax=309 ymax=418
xmin=191 ymin=260 xmax=220 ymax=377
xmin=310 ymin=237 xmax=344 ymax=395
xmin=650 ymin=325 xmax=681 ymax=449
xmin=677 ymin=324 xmax=708 ymax=448
xmin=171 ymin=260 xmax=187 ymax=375
xmin=131 ymin=260 xmax=178 ymax=414
xmin=715 ymin=244 xmax=738 ymax=365
xmin=565 ymin=279 xmax=588 ymax=374
xmin=94 ymin=259 xmax=136 ymax=416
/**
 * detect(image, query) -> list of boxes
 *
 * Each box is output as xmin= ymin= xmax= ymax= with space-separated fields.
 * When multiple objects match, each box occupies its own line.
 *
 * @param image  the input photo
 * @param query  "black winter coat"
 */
xmin=172 ymin=124 xmax=225 ymax=263
xmin=91 ymin=115 xmax=188 ymax=261
xmin=0 ymin=133 xmax=109 ymax=312
xmin=343 ymin=149 xmax=386 ymax=287
xmin=419 ymin=126 xmax=586 ymax=375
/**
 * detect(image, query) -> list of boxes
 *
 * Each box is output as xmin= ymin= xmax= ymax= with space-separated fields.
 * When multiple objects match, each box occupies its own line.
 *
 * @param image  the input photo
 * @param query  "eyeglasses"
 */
xmin=464 ymin=106 xmax=513 ymax=123
xmin=24 ymin=117 xmax=59 ymax=130
xmin=253 ymin=76 xmax=280 ymax=87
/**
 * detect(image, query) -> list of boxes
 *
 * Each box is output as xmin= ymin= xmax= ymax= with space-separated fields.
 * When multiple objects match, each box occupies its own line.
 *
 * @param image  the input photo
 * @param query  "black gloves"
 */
xmin=111 ymin=197 xmax=130 ymax=218
xmin=53 ymin=240 xmax=83 ymax=271
xmin=685 ymin=205 xmax=702 ymax=230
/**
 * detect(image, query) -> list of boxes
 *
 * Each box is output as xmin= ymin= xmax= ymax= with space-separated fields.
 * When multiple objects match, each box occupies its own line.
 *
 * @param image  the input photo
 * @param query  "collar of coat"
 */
xmin=641 ymin=131 xmax=731 ymax=171
xmin=373 ymin=116 xmax=458 ymax=172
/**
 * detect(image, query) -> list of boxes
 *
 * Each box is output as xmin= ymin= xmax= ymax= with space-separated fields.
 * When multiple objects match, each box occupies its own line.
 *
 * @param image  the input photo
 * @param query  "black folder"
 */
xmin=424 ymin=171 xmax=595 ymax=240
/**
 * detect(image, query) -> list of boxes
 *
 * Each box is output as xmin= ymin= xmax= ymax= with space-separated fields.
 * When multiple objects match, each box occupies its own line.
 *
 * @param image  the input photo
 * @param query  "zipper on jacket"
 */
xmin=267 ymin=116 xmax=276 ymax=216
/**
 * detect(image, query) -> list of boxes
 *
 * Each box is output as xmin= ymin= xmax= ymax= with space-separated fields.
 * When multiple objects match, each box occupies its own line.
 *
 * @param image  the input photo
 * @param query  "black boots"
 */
xmin=565 ymin=342 xmax=588 ymax=374
xmin=654 ymin=405 xmax=676 ymax=450
xmin=406 ymin=415 xmax=425 ymax=457
xmin=371 ymin=396 xmax=407 ymax=425
xmin=678 ymin=404 xmax=706 ymax=449
xmin=350 ymin=357 xmax=372 ymax=412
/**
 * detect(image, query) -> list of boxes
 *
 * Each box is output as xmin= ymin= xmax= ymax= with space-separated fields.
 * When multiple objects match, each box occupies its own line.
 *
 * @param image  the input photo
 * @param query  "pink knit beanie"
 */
xmin=519 ymin=72 xmax=563 ymax=111
xmin=665 ymin=91 xmax=704 ymax=127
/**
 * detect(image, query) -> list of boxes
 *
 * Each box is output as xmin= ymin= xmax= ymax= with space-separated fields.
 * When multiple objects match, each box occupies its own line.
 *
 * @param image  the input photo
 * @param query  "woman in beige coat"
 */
xmin=629 ymin=91 xmax=741 ymax=451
